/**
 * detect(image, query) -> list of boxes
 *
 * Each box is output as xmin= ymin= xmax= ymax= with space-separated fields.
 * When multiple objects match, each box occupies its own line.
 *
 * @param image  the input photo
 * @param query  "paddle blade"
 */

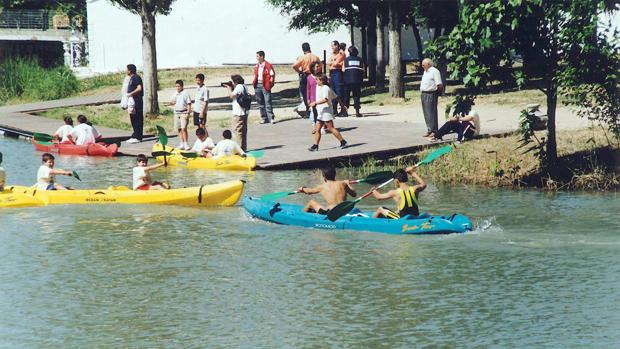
xmin=359 ymin=171 xmax=394 ymax=184
xmin=33 ymin=132 xmax=53 ymax=142
xmin=156 ymin=125 xmax=168 ymax=146
xmin=152 ymin=151 xmax=174 ymax=157
xmin=417 ymin=146 xmax=452 ymax=166
xmin=179 ymin=151 xmax=199 ymax=158
xmin=72 ymin=170 xmax=81 ymax=181
xmin=327 ymin=200 xmax=356 ymax=222
xmin=246 ymin=150 xmax=264 ymax=158
xmin=260 ymin=191 xmax=297 ymax=201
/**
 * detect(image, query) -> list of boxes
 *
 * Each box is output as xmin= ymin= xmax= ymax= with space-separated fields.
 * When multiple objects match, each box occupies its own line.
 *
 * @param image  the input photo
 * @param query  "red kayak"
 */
xmin=32 ymin=139 xmax=119 ymax=157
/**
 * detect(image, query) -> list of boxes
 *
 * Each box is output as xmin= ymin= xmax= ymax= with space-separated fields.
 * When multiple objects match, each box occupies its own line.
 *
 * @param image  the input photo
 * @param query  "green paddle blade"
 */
xmin=156 ymin=125 xmax=168 ymax=146
xmin=72 ymin=170 xmax=81 ymax=181
xmin=327 ymin=200 xmax=356 ymax=222
xmin=359 ymin=171 xmax=394 ymax=184
xmin=260 ymin=190 xmax=298 ymax=201
xmin=246 ymin=150 xmax=264 ymax=158
xmin=417 ymin=145 xmax=452 ymax=166
xmin=36 ymin=141 xmax=54 ymax=146
xmin=33 ymin=132 xmax=53 ymax=142
xmin=179 ymin=151 xmax=199 ymax=158
xmin=152 ymin=151 xmax=173 ymax=157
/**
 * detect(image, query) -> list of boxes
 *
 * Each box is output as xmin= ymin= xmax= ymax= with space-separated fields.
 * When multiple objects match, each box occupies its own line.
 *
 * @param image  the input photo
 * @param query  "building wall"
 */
xmin=86 ymin=0 xmax=349 ymax=73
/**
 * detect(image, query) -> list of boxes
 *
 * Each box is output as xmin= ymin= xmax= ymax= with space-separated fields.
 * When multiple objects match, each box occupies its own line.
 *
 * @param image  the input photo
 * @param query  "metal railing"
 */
xmin=0 ymin=9 xmax=53 ymax=30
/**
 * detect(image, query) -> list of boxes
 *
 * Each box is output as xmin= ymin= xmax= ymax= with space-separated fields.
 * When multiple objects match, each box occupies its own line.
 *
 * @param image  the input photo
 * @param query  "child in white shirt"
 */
xmin=132 ymin=154 xmax=169 ymax=190
xmin=307 ymin=74 xmax=348 ymax=151
xmin=191 ymin=127 xmax=215 ymax=157
xmin=36 ymin=153 xmax=74 ymax=190
xmin=169 ymin=80 xmax=192 ymax=150
xmin=211 ymin=130 xmax=245 ymax=158
xmin=53 ymin=116 xmax=74 ymax=143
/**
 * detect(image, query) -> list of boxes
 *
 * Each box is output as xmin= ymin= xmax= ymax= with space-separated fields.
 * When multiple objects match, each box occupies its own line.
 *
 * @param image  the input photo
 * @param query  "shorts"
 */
xmin=380 ymin=206 xmax=400 ymax=220
xmin=174 ymin=112 xmax=189 ymax=130
xmin=317 ymin=112 xmax=334 ymax=122
xmin=193 ymin=112 xmax=205 ymax=126
xmin=136 ymin=184 xmax=151 ymax=191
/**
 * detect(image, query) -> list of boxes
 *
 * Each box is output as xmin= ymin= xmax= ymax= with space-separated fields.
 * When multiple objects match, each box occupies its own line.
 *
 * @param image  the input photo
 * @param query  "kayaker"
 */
xmin=298 ymin=166 xmax=356 ymax=214
xmin=371 ymin=168 xmax=426 ymax=219
xmin=68 ymin=115 xmax=102 ymax=145
xmin=190 ymin=127 xmax=215 ymax=157
xmin=132 ymin=154 xmax=169 ymax=190
xmin=0 ymin=152 xmax=5 ymax=191
xmin=53 ymin=116 xmax=73 ymax=143
xmin=211 ymin=130 xmax=246 ymax=158
xmin=36 ymin=153 xmax=74 ymax=190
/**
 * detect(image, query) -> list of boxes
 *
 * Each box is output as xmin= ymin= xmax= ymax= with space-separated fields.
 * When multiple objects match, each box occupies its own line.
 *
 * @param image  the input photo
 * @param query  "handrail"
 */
xmin=0 ymin=9 xmax=56 ymax=30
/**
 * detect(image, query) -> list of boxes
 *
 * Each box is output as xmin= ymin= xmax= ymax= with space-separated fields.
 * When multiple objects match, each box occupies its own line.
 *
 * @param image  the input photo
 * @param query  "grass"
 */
xmin=350 ymin=128 xmax=620 ymax=191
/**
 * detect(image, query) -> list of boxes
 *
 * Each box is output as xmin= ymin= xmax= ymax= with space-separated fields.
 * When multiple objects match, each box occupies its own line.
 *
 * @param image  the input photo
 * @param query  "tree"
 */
xmin=428 ymin=0 xmax=620 ymax=166
xmin=109 ymin=0 xmax=177 ymax=115
xmin=388 ymin=1 xmax=404 ymax=97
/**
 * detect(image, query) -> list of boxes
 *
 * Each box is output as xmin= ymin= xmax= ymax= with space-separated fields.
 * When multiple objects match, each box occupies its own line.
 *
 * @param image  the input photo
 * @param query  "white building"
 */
xmin=86 ymin=0 xmax=350 ymax=73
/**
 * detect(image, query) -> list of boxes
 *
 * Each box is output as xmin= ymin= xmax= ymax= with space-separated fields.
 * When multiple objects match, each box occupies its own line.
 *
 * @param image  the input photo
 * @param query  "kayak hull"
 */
xmin=152 ymin=144 xmax=256 ymax=171
xmin=243 ymin=196 xmax=473 ymax=235
xmin=32 ymin=139 xmax=118 ymax=157
xmin=2 ymin=180 xmax=244 ymax=208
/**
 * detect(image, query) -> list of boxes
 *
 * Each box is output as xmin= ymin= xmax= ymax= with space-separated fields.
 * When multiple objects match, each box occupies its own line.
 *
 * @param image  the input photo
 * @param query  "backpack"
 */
xmin=237 ymin=85 xmax=252 ymax=110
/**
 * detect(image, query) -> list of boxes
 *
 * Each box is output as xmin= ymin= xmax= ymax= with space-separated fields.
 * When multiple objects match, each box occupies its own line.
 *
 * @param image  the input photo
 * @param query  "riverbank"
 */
xmin=354 ymin=128 xmax=620 ymax=191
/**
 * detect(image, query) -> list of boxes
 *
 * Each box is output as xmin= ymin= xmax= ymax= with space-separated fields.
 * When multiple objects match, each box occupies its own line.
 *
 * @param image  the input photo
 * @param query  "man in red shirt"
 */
xmin=253 ymin=50 xmax=276 ymax=124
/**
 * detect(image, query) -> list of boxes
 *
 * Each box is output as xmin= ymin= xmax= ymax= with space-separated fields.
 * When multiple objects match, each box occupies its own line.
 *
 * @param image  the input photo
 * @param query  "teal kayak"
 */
xmin=243 ymin=197 xmax=473 ymax=235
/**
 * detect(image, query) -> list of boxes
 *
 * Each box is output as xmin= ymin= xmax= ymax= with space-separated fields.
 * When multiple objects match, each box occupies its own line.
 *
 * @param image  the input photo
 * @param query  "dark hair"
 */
xmin=175 ymin=79 xmax=184 ymax=86
xmin=318 ymin=74 xmax=329 ymax=85
xmin=0 ymin=151 xmax=3 ymax=165
xmin=230 ymin=74 xmax=244 ymax=85
xmin=256 ymin=50 xmax=265 ymax=58
xmin=309 ymin=61 xmax=321 ymax=75
xmin=321 ymin=167 xmax=336 ymax=181
xmin=453 ymin=98 xmax=474 ymax=116
xmin=223 ymin=130 xmax=232 ymax=139
xmin=332 ymin=40 xmax=340 ymax=47
xmin=196 ymin=128 xmax=206 ymax=137
xmin=64 ymin=116 xmax=73 ymax=126
xmin=393 ymin=169 xmax=408 ymax=183
xmin=42 ymin=153 xmax=55 ymax=162
xmin=302 ymin=42 xmax=311 ymax=52
xmin=195 ymin=73 xmax=205 ymax=81
xmin=136 ymin=154 xmax=148 ymax=163
xmin=339 ymin=42 xmax=347 ymax=51
xmin=127 ymin=64 xmax=137 ymax=74
xmin=348 ymin=46 xmax=359 ymax=57
xmin=77 ymin=114 xmax=87 ymax=124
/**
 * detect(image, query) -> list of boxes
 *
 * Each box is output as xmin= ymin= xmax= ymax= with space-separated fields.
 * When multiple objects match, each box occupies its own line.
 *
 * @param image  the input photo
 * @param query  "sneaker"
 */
xmin=177 ymin=143 xmax=184 ymax=149
xmin=355 ymin=111 xmax=362 ymax=118
xmin=271 ymin=120 xmax=276 ymax=124
xmin=308 ymin=144 xmax=319 ymax=151
xmin=125 ymin=138 xmax=140 ymax=144
xmin=259 ymin=120 xmax=268 ymax=124
xmin=340 ymin=140 xmax=348 ymax=149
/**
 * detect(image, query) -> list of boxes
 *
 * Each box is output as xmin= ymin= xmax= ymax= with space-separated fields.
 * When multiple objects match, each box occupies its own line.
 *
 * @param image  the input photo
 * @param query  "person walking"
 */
xmin=343 ymin=46 xmax=364 ymax=117
xmin=420 ymin=58 xmax=443 ymax=137
xmin=224 ymin=74 xmax=250 ymax=151
xmin=292 ymin=42 xmax=321 ymax=117
xmin=327 ymin=40 xmax=346 ymax=116
xmin=253 ymin=50 xmax=276 ymax=124
xmin=125 ymin=63 xmax=143 ymax=144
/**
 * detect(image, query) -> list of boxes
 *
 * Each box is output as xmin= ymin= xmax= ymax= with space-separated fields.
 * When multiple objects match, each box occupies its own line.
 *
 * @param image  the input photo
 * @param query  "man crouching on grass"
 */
xmin=298 ymin=167 xmax=356 ymax=214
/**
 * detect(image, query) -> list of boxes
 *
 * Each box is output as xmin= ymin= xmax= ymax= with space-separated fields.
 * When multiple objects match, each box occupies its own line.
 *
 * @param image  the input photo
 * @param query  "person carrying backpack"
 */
xmin=224 ymin=74 xmax=251 ymax=151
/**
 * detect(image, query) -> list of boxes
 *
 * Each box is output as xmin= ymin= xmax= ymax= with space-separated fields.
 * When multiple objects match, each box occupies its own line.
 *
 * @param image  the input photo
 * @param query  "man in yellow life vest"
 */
xmin=371 ymin=167 xmax=427 ymax=219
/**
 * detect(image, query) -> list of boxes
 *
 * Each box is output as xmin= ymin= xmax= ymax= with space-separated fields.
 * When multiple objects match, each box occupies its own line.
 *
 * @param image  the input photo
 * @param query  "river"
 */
xmin=1 ymin=136 xmax=619 ymax=348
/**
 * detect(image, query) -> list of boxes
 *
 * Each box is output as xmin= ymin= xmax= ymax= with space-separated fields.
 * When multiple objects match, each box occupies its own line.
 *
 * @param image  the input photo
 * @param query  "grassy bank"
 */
xmin=351 ymin=128 xmax=620 ymax=191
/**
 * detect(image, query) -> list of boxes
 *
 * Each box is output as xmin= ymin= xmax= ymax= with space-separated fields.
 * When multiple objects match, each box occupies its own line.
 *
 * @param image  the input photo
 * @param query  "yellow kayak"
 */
xmin=152 ymin=144 xmax=256 ymax=171
xmin=1 ymin=180 xmax=244 ymax=208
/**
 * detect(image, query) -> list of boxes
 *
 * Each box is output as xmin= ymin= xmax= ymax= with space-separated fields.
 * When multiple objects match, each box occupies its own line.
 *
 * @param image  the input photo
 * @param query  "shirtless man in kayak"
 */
xmin=298 ymin=166 xmax=356 ymax=214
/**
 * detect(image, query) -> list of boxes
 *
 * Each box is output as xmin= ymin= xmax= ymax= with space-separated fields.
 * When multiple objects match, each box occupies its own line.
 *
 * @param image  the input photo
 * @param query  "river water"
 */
xmin=1 ymin=137 xmax=619 ymax=348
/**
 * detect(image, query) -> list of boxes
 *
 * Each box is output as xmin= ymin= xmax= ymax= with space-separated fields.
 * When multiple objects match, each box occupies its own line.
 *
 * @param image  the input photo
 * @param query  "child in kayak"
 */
xmin=0 ymin=152 xmax=5 ymax=191
xmin=371 ymin=167 xmax=426 ymax=219
xmin=190 ymin=127 xmax=215 ymax=157
xmin=53 ymin=116 xmax=73 ymax=143
xmin=133 ymin=154 xmax=169 ymax=190
xmin=211 ymin=130 xmax=246 ymax=158
xmin=36 ymin=153 xmax=74 ymax=190
xmin=298 ymin=166 xmax=356 ymax=214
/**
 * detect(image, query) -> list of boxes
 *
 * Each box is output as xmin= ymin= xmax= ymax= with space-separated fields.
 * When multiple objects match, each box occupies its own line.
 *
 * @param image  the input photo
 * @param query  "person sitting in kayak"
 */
xmin=371 ymin=167 xmax=426 ymax=219
xmin=191 ymin=127 xmax=215 ymax=157
xmin=0 ymin=152 xmax=5 ymax=192
xmin=211 ymin=130 xmax=246 ymax=158
xmin=36 ymin=153 xmax=74 ymax=190
xmin=68 ymin=115 xmax=102 ymax=145
xmin=133 ymin=154 xmax=169 ymax=190
xmin=298 ymin=166 xmax=356 ymax=214
xmin=53 ymin=116 xmax=74 ymax=143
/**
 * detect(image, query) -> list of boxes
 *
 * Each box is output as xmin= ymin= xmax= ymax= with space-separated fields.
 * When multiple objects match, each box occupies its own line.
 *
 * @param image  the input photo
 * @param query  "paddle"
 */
xmin=246 ymin=150 xmax=264 ymax=158
xmin=156 ymin=125 xmax=169 ymax=167
xmin=33 ymin=132 xmax=53 ymax=142
xmin=260 ymin=171 xmax=395 ymax=201
xmin=326 ymin=145 xmax=453 ymax=222
xmin=71 ymin=170 xmax=81 ymax=181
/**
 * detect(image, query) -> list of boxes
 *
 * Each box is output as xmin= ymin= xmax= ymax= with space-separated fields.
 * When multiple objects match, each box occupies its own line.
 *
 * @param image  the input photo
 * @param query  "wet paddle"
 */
xmin=33 ymin=132 xmax=53 ymax=142
xmin=71 ymin=170 xmax=81 ymax=181
xmin=326 ymin=146 xmax=453 ymax=222
xmin=246 ymin=150 xmax=264 ymax=158
xmin=156 ymin=125 xmax=169 ymax=166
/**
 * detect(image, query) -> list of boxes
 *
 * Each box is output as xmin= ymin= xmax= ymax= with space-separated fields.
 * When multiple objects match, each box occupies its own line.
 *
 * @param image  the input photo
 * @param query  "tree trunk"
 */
xmin=546 ymin=83 xmax=558 ymax=165
xmin=388 ymin=2 xmax=404 ymax=98
xmin=410 ymin=16 xmax=424 ymax=74
xmin=376 ymin=8 xmax=386 ymax=89
xmin=140 ymin=11 xmax=159 ymax=115
xmin=366 ymin=6 xmax=377 ymax=85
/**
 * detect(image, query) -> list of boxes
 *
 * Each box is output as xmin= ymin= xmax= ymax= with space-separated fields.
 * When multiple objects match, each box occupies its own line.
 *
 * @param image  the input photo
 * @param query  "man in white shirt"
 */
xmin=211 ymin=130 xmax=245 ymax=158
xmin=192 ymin=73 xmax=209 ymax=129
xmin=69 ymin=115 xmax=101 ymax=145
xmin=420 ymin=58 xmax=443 ymax=137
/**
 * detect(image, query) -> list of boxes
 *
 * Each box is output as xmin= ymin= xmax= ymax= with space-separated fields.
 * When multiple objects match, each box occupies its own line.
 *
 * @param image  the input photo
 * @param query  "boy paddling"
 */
xmin=371 ymin=167 xmax=426 ymax=219
xmin=298 ymin=167 xmax=356 ymax=214
xmin=36 ymin=153 xmax=74 ymax=190
xmin=133 ymin=154 xmax=169 ymax=190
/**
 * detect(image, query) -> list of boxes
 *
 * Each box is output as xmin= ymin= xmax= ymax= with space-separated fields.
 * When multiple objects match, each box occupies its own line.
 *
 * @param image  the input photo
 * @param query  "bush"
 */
xmin=0 ymin=57 xmax=79 ymax=104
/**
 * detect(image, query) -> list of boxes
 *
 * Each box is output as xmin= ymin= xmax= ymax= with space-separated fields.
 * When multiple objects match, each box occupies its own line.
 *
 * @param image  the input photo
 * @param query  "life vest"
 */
xmin=397 ymin=187 xmax=419 ymax=217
